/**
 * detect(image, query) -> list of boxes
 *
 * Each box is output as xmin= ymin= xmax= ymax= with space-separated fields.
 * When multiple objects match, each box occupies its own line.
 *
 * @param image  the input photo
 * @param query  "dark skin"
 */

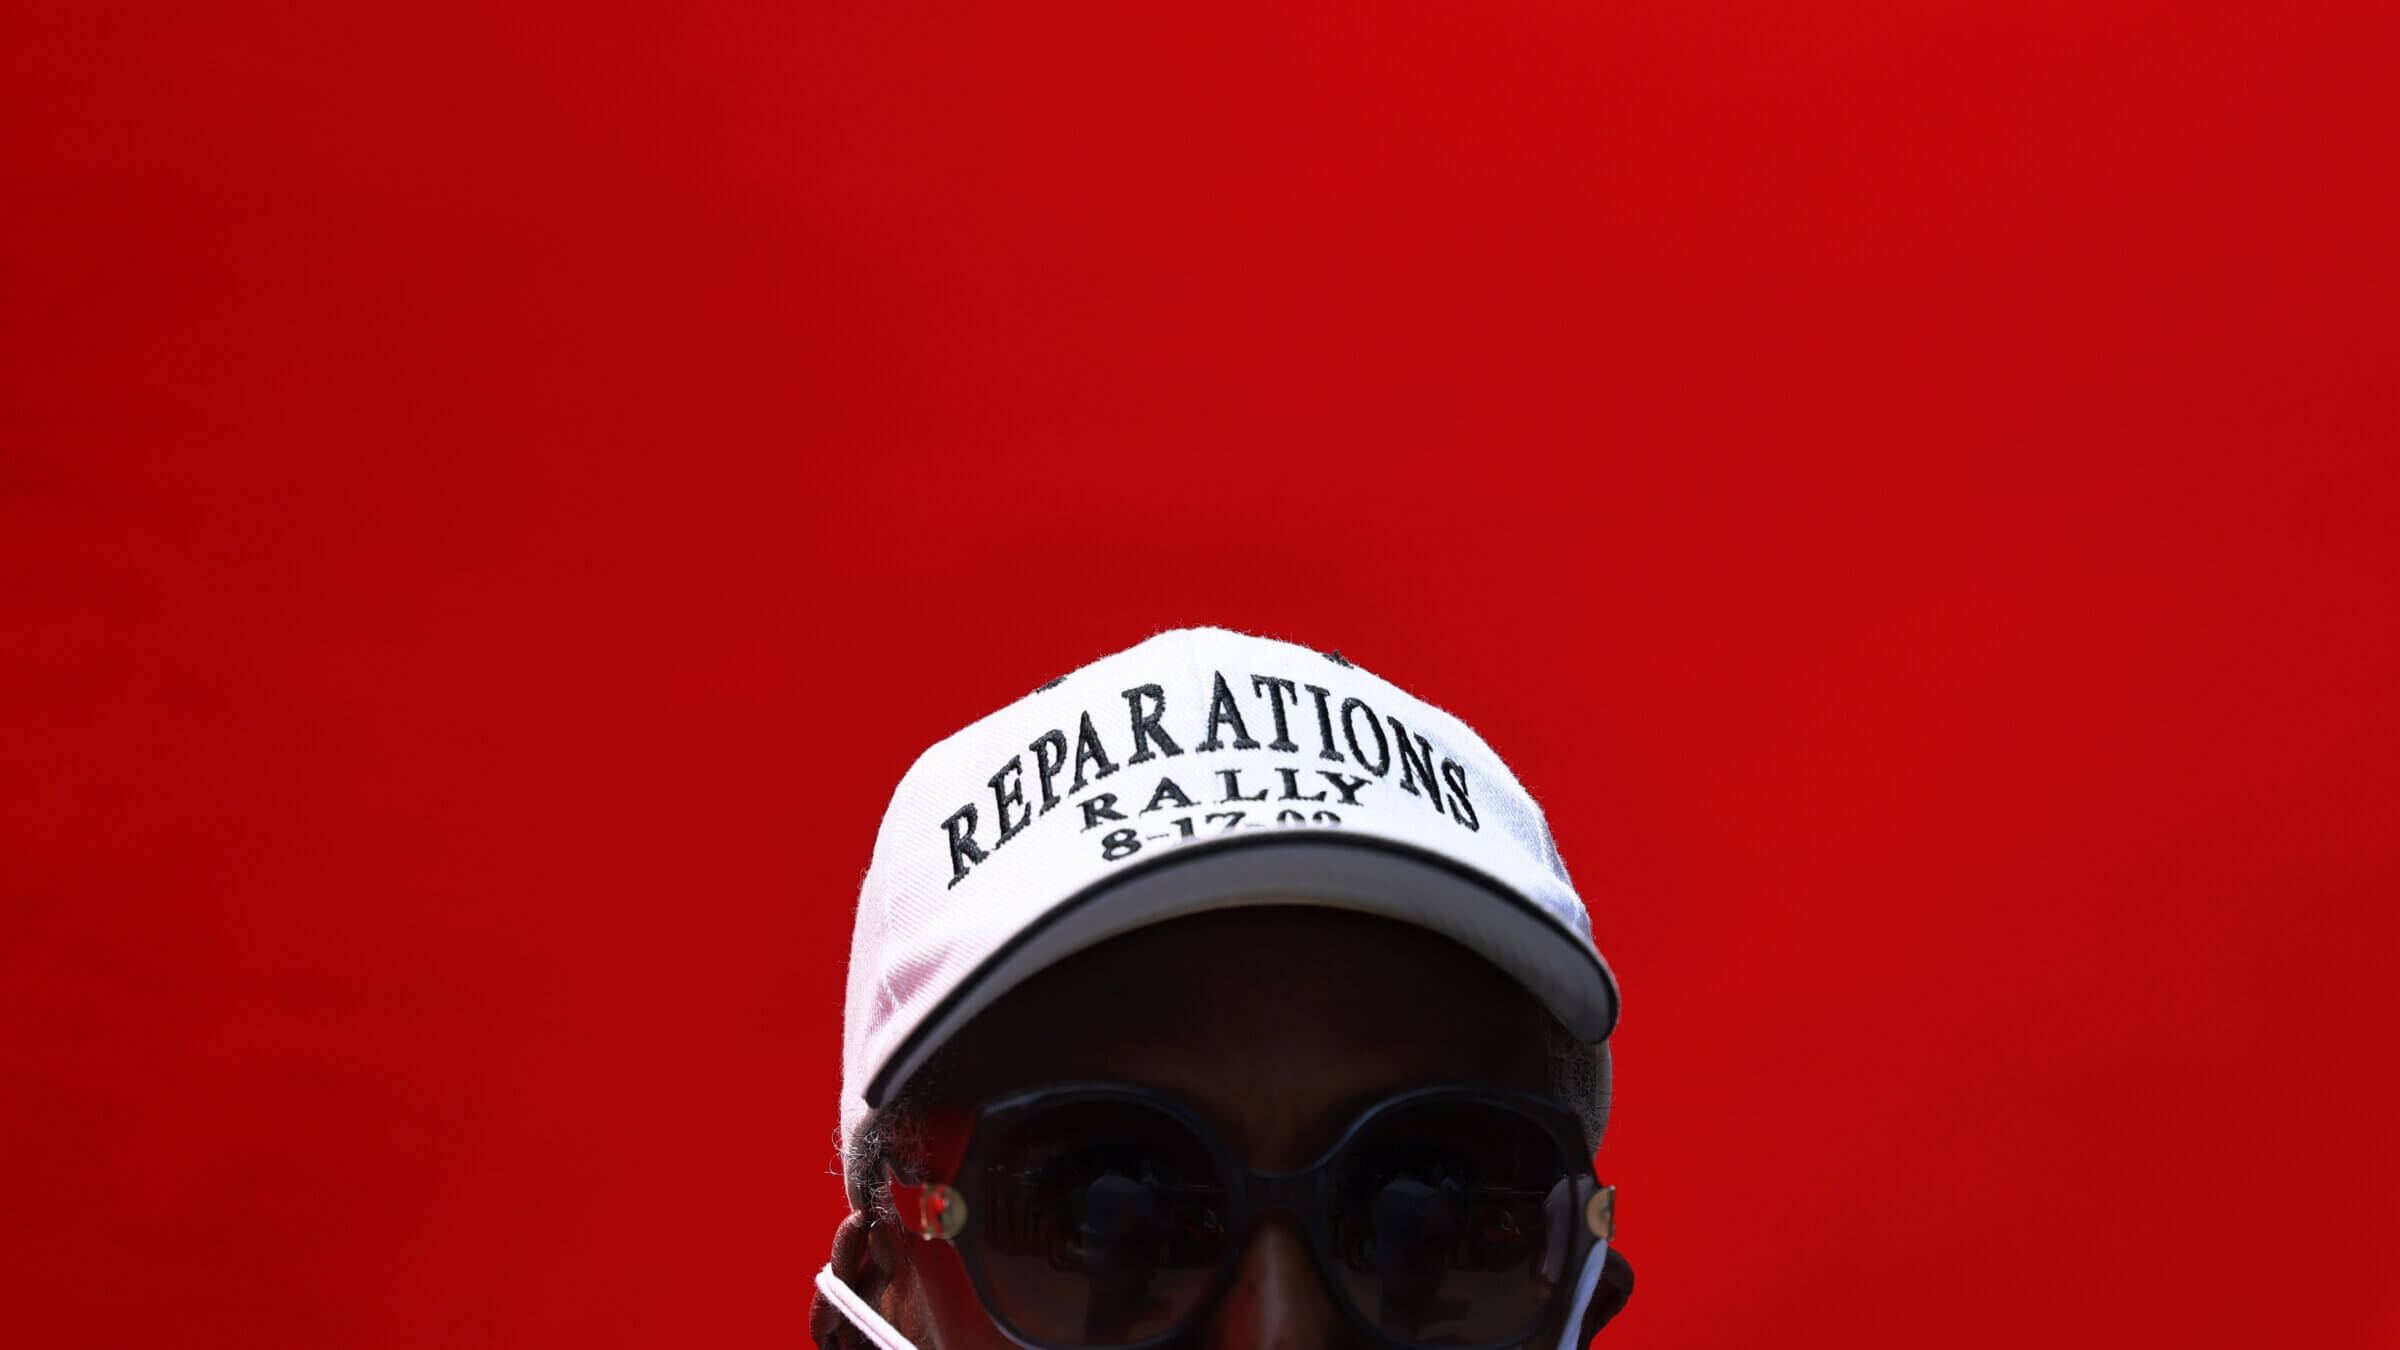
xmin=822 ymin=905 xmax=1631 ymax=1350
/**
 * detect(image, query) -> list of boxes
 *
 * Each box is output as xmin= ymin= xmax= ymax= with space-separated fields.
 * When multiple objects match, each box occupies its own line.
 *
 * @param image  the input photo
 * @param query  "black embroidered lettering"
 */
xmin=1250 ymin=675 xmax=1301 ymax=752
xmin=1029 ymin=729 xmax=1069 ymax=813
xmin=1217 ymin=769 xmax=1269 ymax=803
xmin=1070 ymin=711 xmax=1120 ymax=791
xmin=1341 ymin=698 xmax=1391 ymax=776
xmin=1387 ymin=717 xmax=1446 ymax=816
xmin=940 ymin=804 xmax=987 ymax=887
xmin=1122 ymin=684 xmax=1184 ymax=764
xmin=989 ymin=756 xmax=1034 ymax=845
xmin=1441 ymin=759 xmax=1479 ymax=831
xmin=1143 ymin=776 xmax=1198 ymax=813
xmin=1275 ymin=766 xmax=1327 ymax=802
xmin=1195 ymin=671 xmax=1260 ymax=752
xmin=1318 ymin=770 xmax=1372 ymax=806
xmin=1080 ymin=793 xmax=1128 ymax=830
xmin=1304 ymin=683 xmax=1345 ymax=762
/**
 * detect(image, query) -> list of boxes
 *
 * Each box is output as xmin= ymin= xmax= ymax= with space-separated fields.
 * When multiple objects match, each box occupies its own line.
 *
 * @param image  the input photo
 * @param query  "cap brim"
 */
xmin=862 ymin=833 xmax=1621 ymax=1110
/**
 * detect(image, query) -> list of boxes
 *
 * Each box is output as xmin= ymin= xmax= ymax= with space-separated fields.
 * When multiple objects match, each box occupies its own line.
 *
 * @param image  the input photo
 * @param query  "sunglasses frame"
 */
xmin=884 ymin=1082 xmax=1614 ymax=1350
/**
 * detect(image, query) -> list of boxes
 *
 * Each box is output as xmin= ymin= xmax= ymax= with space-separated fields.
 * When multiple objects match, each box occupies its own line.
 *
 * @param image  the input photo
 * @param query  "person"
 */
xmin=812 ymin=628 xmax=1634 ymax=1350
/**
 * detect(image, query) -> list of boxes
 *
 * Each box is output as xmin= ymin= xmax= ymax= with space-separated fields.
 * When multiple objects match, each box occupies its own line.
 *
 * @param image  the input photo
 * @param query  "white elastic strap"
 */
xmin=817 ymin=1264 xmax=921 ymax=1350
xmin=1552 ymin=1240 xmax=1612 ymax=1350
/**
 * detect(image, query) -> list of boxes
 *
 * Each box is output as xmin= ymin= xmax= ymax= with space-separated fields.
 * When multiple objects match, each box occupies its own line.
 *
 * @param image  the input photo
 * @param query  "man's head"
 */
xmin=820 ymin=629 xmax=1629 ymax=1350
xmin=825 ymin=906 xmax=1629 ymax=1350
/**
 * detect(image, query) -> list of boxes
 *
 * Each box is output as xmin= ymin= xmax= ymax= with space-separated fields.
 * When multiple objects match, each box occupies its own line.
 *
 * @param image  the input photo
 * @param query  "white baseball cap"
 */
xmin=838 ymin=627 xmax=1621 ymax=1166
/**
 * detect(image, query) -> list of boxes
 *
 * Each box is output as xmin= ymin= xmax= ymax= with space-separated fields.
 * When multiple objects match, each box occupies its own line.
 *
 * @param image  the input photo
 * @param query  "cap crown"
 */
xmin=839 ymin=627 xmax=1615 ymax=1147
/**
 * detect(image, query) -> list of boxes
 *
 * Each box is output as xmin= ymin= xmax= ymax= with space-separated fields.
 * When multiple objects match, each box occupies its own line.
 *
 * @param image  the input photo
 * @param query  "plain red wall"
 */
xmin=5 ymin=2 xmax=2395 ymax=1346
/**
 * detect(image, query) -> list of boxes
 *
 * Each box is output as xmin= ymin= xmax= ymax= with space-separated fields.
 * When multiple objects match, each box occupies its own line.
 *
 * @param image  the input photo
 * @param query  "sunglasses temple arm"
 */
xmin=816 ymin=1264 xmax=923 ymax=1350
xmin=1548 ymin=1237 xmax=1612 ymax=1350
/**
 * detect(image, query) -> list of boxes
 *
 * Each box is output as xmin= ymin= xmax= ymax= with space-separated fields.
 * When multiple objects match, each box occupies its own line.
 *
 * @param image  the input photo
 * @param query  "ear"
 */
xmin=811 ymin=1212 xmax=910 ymax=1350
xmin=1577 ymin=1248 xmax=1635 ymax=1341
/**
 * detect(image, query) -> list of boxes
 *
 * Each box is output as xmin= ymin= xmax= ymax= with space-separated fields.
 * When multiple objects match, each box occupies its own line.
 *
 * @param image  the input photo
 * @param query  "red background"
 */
xmin=4 ymin=2 xmax=2395 ymax=1346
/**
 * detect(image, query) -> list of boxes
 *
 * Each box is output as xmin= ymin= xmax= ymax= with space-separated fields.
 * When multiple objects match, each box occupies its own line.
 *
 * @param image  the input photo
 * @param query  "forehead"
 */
xmin=924 ymin=905 xmax=1555 ymax=1164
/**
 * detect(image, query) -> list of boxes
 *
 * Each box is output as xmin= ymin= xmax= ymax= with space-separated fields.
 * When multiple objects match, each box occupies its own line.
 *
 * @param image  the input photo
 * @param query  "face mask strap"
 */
xmin=1551 ymin=1237 xmax=1612 ymax=1350
xmin=816 ymin=1264 xmax=921 ymax=1350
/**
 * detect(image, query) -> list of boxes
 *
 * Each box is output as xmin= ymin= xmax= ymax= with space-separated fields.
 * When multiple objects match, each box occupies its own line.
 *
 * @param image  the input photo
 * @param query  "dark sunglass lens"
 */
xmin=973 ymin=1099 xmax=1231 ymax=1348
xmin=1325 ymin=1101 xmax=1577 ymax=1346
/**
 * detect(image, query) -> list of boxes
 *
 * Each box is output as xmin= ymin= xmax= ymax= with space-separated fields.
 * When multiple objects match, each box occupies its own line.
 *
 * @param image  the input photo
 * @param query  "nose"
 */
xmin=1197 ymin=1216 xmax=1345 ymax=1350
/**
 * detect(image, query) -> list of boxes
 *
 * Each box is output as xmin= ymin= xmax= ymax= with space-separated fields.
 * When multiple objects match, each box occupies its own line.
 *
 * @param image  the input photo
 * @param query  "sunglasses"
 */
xmin=880 ymin=1083 xmax=1616 ymax=1350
